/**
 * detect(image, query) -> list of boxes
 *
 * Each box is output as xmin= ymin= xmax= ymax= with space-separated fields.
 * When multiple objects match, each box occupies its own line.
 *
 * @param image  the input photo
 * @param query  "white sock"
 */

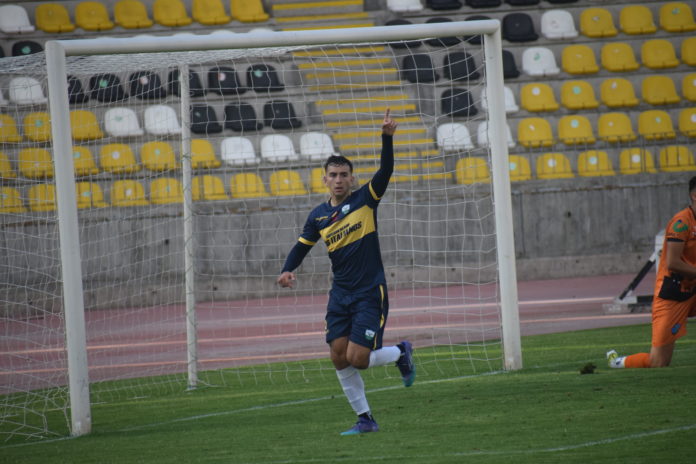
xmin=336 ymin=366 xmax=369 ymax=415
xmin=368 ymin=346 xmax=401 ymax=368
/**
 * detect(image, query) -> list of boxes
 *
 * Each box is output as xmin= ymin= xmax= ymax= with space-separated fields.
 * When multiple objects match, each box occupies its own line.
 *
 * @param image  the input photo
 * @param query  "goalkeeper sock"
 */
xmin=336 ymin=366 xmax=369 ymax=415
xmin=624 ymin=353 xmax=651 ymax=368
xmin=368 ymin=346 xmax=401 ymax=368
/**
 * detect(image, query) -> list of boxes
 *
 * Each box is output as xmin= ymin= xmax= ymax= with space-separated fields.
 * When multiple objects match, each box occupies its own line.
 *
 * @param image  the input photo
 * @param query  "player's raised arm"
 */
xmin=382 ymin=107 xmax=398 ymax=136
xmin=371 ymin=108 xmax=397 ymax=198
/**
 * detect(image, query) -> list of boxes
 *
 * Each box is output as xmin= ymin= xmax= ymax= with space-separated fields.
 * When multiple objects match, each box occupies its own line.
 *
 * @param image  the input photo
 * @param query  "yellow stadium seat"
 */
xmin=72 ymin=146 xmax=100 ymax=177
xmin=560 ymin=80 xmax=599 ymax=110
xmin=508 ymin=155 xmax=531 ymax=182
xmin=153 ymin=0 xmax=192 ymax=27
xmin=600 ymin=43 xmax=639 ymax=72
xmin=562 ymin=45 xmax=599 ymax=74
xmin=580 ymin=7 xmax=617 ymax=38
xmin=75 ymin=1 xmax=114 ymax=31
xmin=598 ymin=112 xmax=636 ymax=143
xmin=191 ymin=139 xmax=221 ymax=169
xmin=455 ymin=157 xmax=490 ymax=184
xmin=641 ymin=39 xmax=680 ymax=69
xmin=642 ymin=76 xmax=680 ymax=105
xmin=619 ymin=148 xmax=657 ymax=175
xmin=150 ymin=178 xmax=183 ymax=204
xmin=683 ymin=73 xmax=696 ymax=101
xmin=76 ymin=182 xmax=108 ymax=208
xmin=23 ymin=112 xmax=52 ymax=142
xmin=620 ymin=5 xmax=657 ymax=34
xmin=659 ymin=2 xmax=696 ymax=32
xmin=536 ymin=153 xmax=574 ymax=179
xmin=679 ymin=108 xmax=696 ymax=137
xmin=269 ymin=170 xmax=308 ymax=196
xmin=0 ymin=114 xmax=22 ymax=143
xmin=0 ymin=187 xmax=26 ymax=213
xmin=70 ymin=110 xmax=103 ymax=141
xmin=660 ymin=145 xmax=696 ymax=172
xmin=600 ymin=78 xmax=639 ymax=108
xmin=99 ymin=144 xmax=140 ymax=174
xmin=230 ymin=173 xmax=269 ymax=199
xmin=310 ymin=167 xmax=327 ymax=194
xmin=520 ymin=83 xmax=559 ymax=112
xmin=558 ymin=115 xmax=595 ymax=146
xmin=112 ymin=180 xmax=149 ymax=206
xmin=517 ymin=118 xmax=554 ymax=148
xmin=114 ymin=0 xmax=154 ymax=29
xmin=192 ymin=175 xmax=228 ymax=201
xmin=681 ymin=37 xmax=696 ymax=66
xmin=142 ymin=141 xmax=178 ymax=171
xmin=35 ymin=3 xmax=76 ymax=33
xmin=19 ymin=148 xmax=53 ymax=179
xmin=0 ymin=152 xmax=16 ymax=179
xmin=230 ymin=0 xmax=269 ymax=23
xmin=28 ymin=184 xmax=56 ymax=212
xmin=193 ymin=0 xmax=230 ymax=25
xmin=639 ymin=110 xmax=676 ymax=140
xmin=578 ymin=150 xmax=615 ymax=177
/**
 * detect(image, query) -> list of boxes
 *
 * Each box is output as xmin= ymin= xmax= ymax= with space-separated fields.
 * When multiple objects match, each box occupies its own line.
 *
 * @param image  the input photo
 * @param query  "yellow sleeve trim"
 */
xmin=368 ymin=181 xmax=381 ymax=201
xmin=298 ymin=237 xmax=316 ymax=246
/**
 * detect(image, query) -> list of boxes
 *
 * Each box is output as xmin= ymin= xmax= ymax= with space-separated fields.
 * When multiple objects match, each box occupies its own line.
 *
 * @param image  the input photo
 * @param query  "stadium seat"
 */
xmin=224 ymin=103 xmax=262 ymax=132
xmin=150 ymin=178 xmax=183 ymax=204
xmin=0 ymin=187 xmax=26 ymax=213
xmin=141 ymin=141 xmax=177 ymax=171
xmin=560 ymin=80 xmax=599 ymax=110
xmin=638 ymin=110 xmax=676 ymax=140
xmin=246 ymin=64 xmax=284 ymax=92
xmin=600 ymin=78 xmax=639 ymax=107
xmin=310 ymin=168 xmax=328 ymax=194
xmin=104 ymin=107 xmax=144 ymax=137
xmin=659 ymin=2 xmax=696 ymax=32
xmin=35 ymin=3 xmax=76 ymax=33
xmin=261 ymin=134 xmax=299 ymax=163
xmin=558 ymin=115 xmax=595 ymax=146
xmin=129 ymin=71 xmax=166 ymax=100
xmin=70 ymin=110 xmax=103 ymax=140
xmin=76 ymin=182 xmax=108 ymax=209
xmin=263 ymin=101 xmax=302 ymax=130
xmin=387 ymin=0 xmax=424 ymax=12
xmin=579 ymin=7 xmax=617 ymax=38
xmin=680 ymin=37 xmax=696 ymax=66
xmin=28 ymin=184 xmax=56 ymax=212
xmin=191 ymin=105 xmax=223 ymax=135
xmin=480 ymin=86 xmax=519 ymax=113
xmin=518 ymin=118 xmax=553 ymax=148
xmin=521 ymin=47 xmax=560 ymax=76
xmin=230 ymin=0 xmax=269 ymax=22
xmin=0 ymin=114 xmax=22 ymax=143
xmin=641 ymin=40 xmax=680 ymax=69
xmin=144 ymin=105 xmax=181 ymax=135
xmin=208 ymin=66 xmax=246 ymax=95
xmin=540 ymin=10 xmax=578 ymax=39
xmin=502 ymin=13 xmax=538 ymax=42
xmin=444 ymin=52 xmax=480 ymax=82
xmin=90 ymin=74 xmax=127 ymax=102
xmin=112 ymin=180 xmax=149 ymax=206
xmin=402 ymin=55 xmax=440 ymax=83
xmin=455 ymin=158 xmax=490 ymax=184
xmin=684 ymin=73 xmax=696 ymax=101
xmin=12 ymin=41 xmax=42 ymax=57
xmin=75 ymin=2 xmax=114 ymax=31
xmin=619 ymin=148 xmax=657 ymax=175
xmin=679 ymin=108 xmax=696 ymax=137
xmin=168 ymin=69 xmax=205 ymax=97
xmin=598 ymin=112 xmax=636 ymax=143
xmin=425 ymin=18 xmax=462 ymax=47
xmin=269 ymin=170 xmax=308 ymax=196
xmin=505 ymin=0 xmax=539 ymax=5
xmin=385 ymin=19 xmax=422 ymax=49
xmin=426 ymin=0 xmax=462 ymax=10
xmin=601 ymin=43 xmax=639 ymax=72
xmin=466 ymin=0 xmax=501 ymax=6
xmin=437 ymin=123 xmax=474 ymax=151
xmin=0 ymin=5 xmax=34 ymax=33
xmin=153 ymin=0 xmax=192 ymax=27
xmin=508 ymin=155 xmax=531 ymax=181
xmin=641 ymin=76 xmax=680 ymax=105
xmin=536 ymin=153 xmax=574 ymax=179
xmin=476 ymin=121 xmax=516 ymax=149
xmin=300 ymin=132 xmax=337 ymax=161
xmin=191 ymin=139 xmax=221 ymax=169
xmin=0 ymin=152 xmax=16 ymax=179
xmin=502 ymin=50 xmax=520 ymax=79
xmin=230 ymin=173 xmax=269 ymax=199
xmin=100 ymin=144 xmax=140 ymax=174
xmin=9 ymin=77 xmax=47 ymax=105
xmin=220 ymin=137 xmax=259 ymax=166
xmin=19 ymin=148 xmax=53 ymax=179
xmin=192 ymin=175 xmax=228 ymax=201
xmin=441 ymin=89 xmax=478 ymax=117
xmin=562 ymin=45 xmax=599 ymax=74
xmin=72 ymin=146 xmax=100 ymax=176
xmin=659 ymin=145 xmax=696 ymax=172
xmin=68 ymin=76 xmax=89 ymax=104
xmin=620 ymin=5 xmax=657 ymax=34
xmin=114 ymin=0 xmax=153 ymax=28
xmin=520 ymin=83 xmax=559 ymax=112
xmin=23 ymin=112 xmax=52 ymax=142
xmin=577 ymin=150 xmax=615 ymax=177
xmin=192 ymin=0 xmax=230 ymax=25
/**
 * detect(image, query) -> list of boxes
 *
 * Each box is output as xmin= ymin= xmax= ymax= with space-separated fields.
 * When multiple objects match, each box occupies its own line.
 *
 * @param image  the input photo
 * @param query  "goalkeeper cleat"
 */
xmin=340 ymin=416 xmax=379 ymax=436
xmin=396 ymin=340 xmax=416 ymax=387
xmin=607 ymin=349 xmax=625 ymax=368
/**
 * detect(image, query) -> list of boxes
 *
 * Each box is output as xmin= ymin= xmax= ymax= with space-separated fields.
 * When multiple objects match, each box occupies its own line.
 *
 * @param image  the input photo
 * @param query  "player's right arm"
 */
xmin=664 ymin=239 xmax=696 ymax=279
xmin=277 ymin=213 xmax=319 ymax=288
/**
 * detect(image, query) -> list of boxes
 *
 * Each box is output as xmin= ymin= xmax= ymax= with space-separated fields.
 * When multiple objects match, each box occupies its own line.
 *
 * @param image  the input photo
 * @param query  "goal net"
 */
xmin=0 ymin=22 xmax=519 ymax=440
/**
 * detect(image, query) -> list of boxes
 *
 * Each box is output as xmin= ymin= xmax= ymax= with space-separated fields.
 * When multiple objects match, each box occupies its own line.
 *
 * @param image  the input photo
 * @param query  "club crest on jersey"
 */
xmin=364 ymin=329 xmax=375 ymax=341
xmin=342 ymin=204 xmax=351 ymax=215
xmin=673 ymin=219 xmax=688 ymax=233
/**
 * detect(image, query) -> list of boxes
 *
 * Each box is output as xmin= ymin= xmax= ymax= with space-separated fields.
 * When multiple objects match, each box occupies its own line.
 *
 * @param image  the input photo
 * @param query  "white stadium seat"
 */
xmin=0 ymin=5 xmax=35 ymax=34
xmin=476 ymin=121 xmax=516 ymax=149
xmin=522 ymin=47 xmax=560 ymax=77
xmin=144 ymin=105 xmax=181 ymax=135
xmin=481 ymin=86 xmax=519 ymax=113
xmin=541 ymin=10 xmax=578 ymax=39
xmin=387 ymin=0 xmax=424 ymax=13
xmin=300 ymin=132 xmax=338 ymax=161
xmin=220 ymin=137 xmax=259 ymax=166
xmin=104 ymin=107 xmax=144 ymax=137
xmin=8 ymin=77 xmax=47 ymax=105
xmin=261 ymin=134 xmax=298 ymax=163
xmin=437 ymin=123 xmax=474 ymax=152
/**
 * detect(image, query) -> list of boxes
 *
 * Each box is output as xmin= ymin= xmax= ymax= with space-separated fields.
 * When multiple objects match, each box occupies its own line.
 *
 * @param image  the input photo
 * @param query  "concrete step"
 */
xmin=275 ymin=12 xmax=370 ymax=23
xmin=307 ymin=80 xmax=402 ymax=92
xmin=302 ymin=67 xmax=399 ymax=85
xmin=280 ymin=21 xmax=374 ymax=31
xmin=318 ymin=103 xmax=417 ymax=120
xmin=272 ymin=0 xmax=364 ymax=18
xmin=292 ymin=45 xmax=385 ymax=58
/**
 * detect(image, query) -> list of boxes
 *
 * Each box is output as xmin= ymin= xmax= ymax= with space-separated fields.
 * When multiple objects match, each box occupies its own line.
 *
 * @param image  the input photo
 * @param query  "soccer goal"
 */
xmin=0 ymin=20 xmax=520 ymax=440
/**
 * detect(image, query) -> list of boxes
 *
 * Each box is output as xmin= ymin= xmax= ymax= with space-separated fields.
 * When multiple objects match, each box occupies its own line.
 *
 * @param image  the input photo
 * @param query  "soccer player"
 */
xmin=608 ymin=176 xmax=696 ymax=368
xmin=277 ymin=108 xmax=415 ymax=435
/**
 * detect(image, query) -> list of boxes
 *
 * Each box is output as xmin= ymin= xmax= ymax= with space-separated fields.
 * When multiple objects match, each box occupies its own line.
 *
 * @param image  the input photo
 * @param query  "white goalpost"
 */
xmin=0 ymin=20 xmax=520 ymax=440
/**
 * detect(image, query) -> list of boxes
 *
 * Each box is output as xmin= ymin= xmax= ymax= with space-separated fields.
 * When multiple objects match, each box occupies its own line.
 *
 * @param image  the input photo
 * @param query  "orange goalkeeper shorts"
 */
xmin=651 ymin=293 xmax=696 ymax=347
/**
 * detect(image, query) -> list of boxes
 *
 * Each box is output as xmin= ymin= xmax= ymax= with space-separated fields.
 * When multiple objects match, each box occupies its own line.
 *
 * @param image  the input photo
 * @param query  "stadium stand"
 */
xmin=619 ymin=148 xmax=657 ymax=175
xmin=70 ymin=110 xmax=103 ymax=140
xmin=0 ymin=187 xmax=26 ymax=213
xmin=224 ymin=103 xmax=263 ymax=132
xmin=641 ymin=39 xmax=680 ymax=69
xmin=230 ymin=0 xmax=269 ymax=23
xmin=72 ymin=147 xmax=100 ymax=176
xmin=659 ymin=145 xmax=696 ymax=171
xmin=191 ymin=175 xmax=228 ymax=201
xmin=114 ymin=0 xmax=154 ymax=29
xmin=9 ymin=77 xmax=47 ymax=105
xmin=191 ymin=139 xmax=222 ymax=169
xmin=520 ymin=83 xmax=559 ymax=112
xmin=560 ymin=80 xmax=599 ymax=110
xmin=230 ymin=173 xmax=269 ymax=198
xmin=508 ymin=155 xmax=532 ymax=181
xmin=19 ymin=148 xmax=53 ymax=179
xmin=99 ymin=144 xmax=140 ymax=174
xmin=35 ymin=3 xmax=75 ymax=33
xmin=579 ymin=7 xmax=617 ymax=38
xmin=536 ymin=153 xmax=574 ymax=179
xmin=192 ymin=0 xmax=231 ymax=25
xmin=141 ymin=141 xmax=178 ymax=171
xmin=577 ymin=150 xmax=615 ymax=177
xmin=620 ymin=5 xmax=657 ymax=34
xmin=300 ymin=132 xmax=338 ymax=161
xmin=659 ymin=2 xmax=696 ymax=32
xmin=437 ymin=123 xmax=474 ymax=152
xmin=221 ymin=136 xmax=260 ymax=166
xmin=540 ymin=9 xmax=578 ymax=39
xmin=23 ymin=112 xmax=52 ymax=142
xmin=112 ymin=180 xmax=149 ymax=206
xmin=28 ymin=184 xmax=56 ymax=212
xmin=641 ymin=76 xmax=680 ymax=105
xmin=12 ymin=41 xmax=43 ymax=57
xmin=522 ymin=47 xmax=560 ymax=76
xmin=75 ymin=1 xmax=115 ymax=31
xmin=261 ymin=134 xmax=299 ymax=163
xmin=153 ymin=0 xmax=193 ymax=27
xmin=639 ymin=110 xmax=677 ymax=140
xmin=0 ymin=4 xmax=34 ymax=34
xmin=269 ymin=170 xmax=307 ymax=196
xmin=104 ymin=107 xmax=145 ymax=137
xmin=455 ymin=157 xmax=490 ymax=184
xmin=150 ymin=178 xmax=184 ymax=204
xmin=562 ymin=44 xmax=599 ymax=74
xmin=76 ymin=182 xmax=108 ymax=209
xmin=598 ymin=112 xmax=637 ymax=144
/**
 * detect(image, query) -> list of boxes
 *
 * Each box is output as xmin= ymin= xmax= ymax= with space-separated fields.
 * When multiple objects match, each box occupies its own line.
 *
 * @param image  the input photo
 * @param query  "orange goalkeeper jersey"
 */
xmin=654 ymin=206 xmax=696 ymax=299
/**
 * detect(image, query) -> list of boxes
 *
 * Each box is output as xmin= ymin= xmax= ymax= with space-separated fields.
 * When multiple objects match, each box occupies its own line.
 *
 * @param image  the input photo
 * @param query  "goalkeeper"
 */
xmin=277 ymin=108 xmax=415 ymax=435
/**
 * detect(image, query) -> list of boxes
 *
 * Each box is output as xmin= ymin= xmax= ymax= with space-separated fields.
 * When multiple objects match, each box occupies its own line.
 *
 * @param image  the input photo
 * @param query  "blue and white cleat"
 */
xmin=396 ymin=340 xmax=416 ymax=387
xmin=340 ymin=416 xmax=379 ymax=436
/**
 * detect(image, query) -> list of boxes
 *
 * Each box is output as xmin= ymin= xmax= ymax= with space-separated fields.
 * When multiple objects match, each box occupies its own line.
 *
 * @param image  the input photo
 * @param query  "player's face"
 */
xmin=324 ymin=164 xmax=354 ymax=201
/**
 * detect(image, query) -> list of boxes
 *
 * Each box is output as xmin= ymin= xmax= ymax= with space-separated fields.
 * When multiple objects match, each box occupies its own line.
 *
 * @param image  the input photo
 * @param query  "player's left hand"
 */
xmin=382 ymin=108 xmax=398 ymax=136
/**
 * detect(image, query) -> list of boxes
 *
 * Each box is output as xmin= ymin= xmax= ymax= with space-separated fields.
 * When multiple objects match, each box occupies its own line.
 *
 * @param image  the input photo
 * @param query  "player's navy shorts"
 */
xmin=325 ymin=284 xmax=389 ymax=350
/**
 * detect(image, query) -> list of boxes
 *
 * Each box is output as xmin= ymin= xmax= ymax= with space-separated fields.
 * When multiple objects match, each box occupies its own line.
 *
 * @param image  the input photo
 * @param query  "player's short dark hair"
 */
xmin=324 ymin=155 xmax=353 ymax=173
xmin=690 ymin=176 xmax=696 ymax=194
